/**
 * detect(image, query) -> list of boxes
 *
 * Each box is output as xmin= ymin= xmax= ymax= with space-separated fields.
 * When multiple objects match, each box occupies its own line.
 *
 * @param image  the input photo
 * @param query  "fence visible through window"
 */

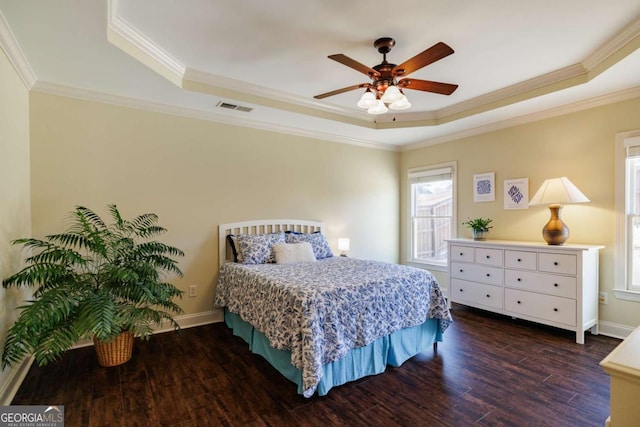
xmin=411 ymin=179 xmax=452 ymax=264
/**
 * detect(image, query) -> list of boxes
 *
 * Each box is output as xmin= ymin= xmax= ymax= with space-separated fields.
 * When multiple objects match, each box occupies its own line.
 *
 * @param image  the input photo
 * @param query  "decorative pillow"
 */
xmin=273 ymin=242 xmax=316 ymax=264
xmin=285 ymin=232 xmax=334 ymax=259
xmin=237 ymin=232 xmax=285 ymax=264
xmin=226 ymin=234 xmax=241 ymax=262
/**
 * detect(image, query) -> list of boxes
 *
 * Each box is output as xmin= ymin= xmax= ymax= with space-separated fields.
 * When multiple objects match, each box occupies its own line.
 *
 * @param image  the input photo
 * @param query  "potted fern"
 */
xmin=2 ymin=204 xmax=184 ymax=368
xmin=463 ymin=217 xmax=493 ymax=240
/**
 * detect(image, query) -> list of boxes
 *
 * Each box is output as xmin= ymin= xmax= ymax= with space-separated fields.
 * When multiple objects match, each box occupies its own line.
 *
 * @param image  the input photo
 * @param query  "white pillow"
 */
xmin=273 ymin=242 xmax=316 ymax=264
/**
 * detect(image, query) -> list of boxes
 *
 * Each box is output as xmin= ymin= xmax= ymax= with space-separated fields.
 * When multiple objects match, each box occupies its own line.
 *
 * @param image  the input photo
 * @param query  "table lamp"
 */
xmin=529 ymin=177 xmax=590 ymax=245
xmin=338 ymin=238 xmax=350 ymax=257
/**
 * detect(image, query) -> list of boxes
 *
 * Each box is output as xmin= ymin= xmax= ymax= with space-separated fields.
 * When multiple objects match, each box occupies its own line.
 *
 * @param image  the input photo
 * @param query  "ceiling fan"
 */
xmin=314 ymin=37 xmax=458 ymax=114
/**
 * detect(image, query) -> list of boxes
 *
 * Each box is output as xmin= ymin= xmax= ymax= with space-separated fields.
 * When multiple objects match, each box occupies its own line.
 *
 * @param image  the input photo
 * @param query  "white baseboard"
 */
xmin=154 ymin=309 xmax=223 ymax=334
xmin=0 ymin=355 xmax=34 ymax=405
xmin=71 ymin=308 xmax=224 ymax=349
xmin=597 ymin=321 xmax=635 ymax=340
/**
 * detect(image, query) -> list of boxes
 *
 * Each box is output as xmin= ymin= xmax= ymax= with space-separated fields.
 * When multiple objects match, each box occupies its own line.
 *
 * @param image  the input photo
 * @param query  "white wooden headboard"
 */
xmin=218 ymin=219 xmax=325 ymax=266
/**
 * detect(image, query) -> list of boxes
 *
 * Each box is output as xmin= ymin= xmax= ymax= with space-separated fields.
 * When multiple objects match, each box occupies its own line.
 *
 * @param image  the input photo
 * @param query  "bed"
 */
xmin=215 ymin=219 xmax=452 ymax=397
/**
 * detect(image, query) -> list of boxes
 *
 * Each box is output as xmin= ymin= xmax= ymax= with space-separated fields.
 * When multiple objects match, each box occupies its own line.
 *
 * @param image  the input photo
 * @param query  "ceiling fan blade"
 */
xmin=398 ymin=78 xmax=458 ymax=95
xmin=328 ymin=54 xmax=380 ymax=78
xmin=314 ymin=83 xmax=370 ymax=99
xmin=392 ymin=42 xmax=454 ymax=77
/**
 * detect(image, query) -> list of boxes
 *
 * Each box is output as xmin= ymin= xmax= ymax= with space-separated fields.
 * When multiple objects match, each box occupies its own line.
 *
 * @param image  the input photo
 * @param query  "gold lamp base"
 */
xmin=542 ymin=204 xmax=569 ymax=245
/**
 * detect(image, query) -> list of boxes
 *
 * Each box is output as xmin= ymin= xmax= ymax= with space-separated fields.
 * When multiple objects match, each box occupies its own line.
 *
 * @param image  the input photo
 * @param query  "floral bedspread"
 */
xmin=215 ymin=257 xmax=452 ymax=397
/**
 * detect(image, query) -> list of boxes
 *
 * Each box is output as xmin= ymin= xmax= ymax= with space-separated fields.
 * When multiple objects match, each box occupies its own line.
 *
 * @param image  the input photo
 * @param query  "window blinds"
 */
xmin=408 ymin=167 xmax=453 ymax=183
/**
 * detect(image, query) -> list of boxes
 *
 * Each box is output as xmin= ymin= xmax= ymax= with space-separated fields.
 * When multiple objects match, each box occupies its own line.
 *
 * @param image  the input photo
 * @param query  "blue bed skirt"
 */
xmin=224 ymin=309 xmax=443 ymax=396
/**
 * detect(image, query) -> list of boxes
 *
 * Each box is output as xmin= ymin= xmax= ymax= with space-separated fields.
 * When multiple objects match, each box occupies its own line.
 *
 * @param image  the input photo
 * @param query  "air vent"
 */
xmin=216 ymin=101 xmax=253 ymax=113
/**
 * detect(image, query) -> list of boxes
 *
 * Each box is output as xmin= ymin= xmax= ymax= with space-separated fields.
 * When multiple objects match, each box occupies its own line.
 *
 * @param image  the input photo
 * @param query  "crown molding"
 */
xmin=107 ymin=0 xmax=185 ymax=85
xmin=105 ymin=5 xmax=640 ymax=131
xmin=402 ymin=85 xmax=640 ymax=152
xmin=182 ymin=68 xmax=374 ymax=128
xmin=30 ymin=81 xmax=397 ymax=152
xmin=29 ymin=80 xmax=640 ymax=154
xmin=0 ymin=10 xmax=36 ymax=89
xmin=437 ymin=64 xmax=587 ymax=120
xmin=583 ymin=15 xmax=640 ymax=71
xmin=183 ymin=68 xmax=366 ymax=120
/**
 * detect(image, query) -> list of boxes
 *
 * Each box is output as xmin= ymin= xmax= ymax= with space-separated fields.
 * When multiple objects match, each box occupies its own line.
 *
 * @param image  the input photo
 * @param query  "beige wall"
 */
xmin=0 ymin=48 xmax=31 ymax=400
xmin=401 ymin=96 xmax=640 ymax=329
xmin=28 ymin=92 xmax=400 ymax=316
xmin=6 ymin=55 xmax=640 ymax=384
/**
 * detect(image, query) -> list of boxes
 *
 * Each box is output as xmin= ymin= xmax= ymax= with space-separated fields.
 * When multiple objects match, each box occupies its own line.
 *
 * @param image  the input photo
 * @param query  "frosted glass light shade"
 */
xmin=380 ymin=85 xmax=402 ymax=103
xmin=367 ymin=99 xmax=388 ymax=114
xmin=357 ymin=90 xmax=377 ymax=109
xmin=389 ymin=94 xmax=411 ymax=110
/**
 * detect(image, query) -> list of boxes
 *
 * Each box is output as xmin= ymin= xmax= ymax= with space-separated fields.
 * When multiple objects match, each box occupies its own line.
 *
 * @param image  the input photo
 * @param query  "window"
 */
xmin=408 ymin=162 xmax=456 ymax=269
xmin=615 ymin=131 xmax=640 ymax=301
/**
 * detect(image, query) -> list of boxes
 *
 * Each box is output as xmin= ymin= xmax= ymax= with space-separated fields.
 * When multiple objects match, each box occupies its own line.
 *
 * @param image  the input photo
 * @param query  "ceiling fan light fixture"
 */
xmin=389 ymin=94 xmax=412 ymax=110
xmin=380 ymin=85 xmax=402 ymax=103
xmin=356 ymin=89 xmax=377 ymax=109
xmin=367 ymin=99 xmax=388 ymax=115
xmin=315 ymin=38 xmax=457 ymax=115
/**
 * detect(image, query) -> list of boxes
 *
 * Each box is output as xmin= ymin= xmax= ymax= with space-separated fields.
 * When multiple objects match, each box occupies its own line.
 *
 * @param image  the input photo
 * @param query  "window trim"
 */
xmin=615 ymin=130 xmax=640 ymax=302
xmin=406 ymin=161 xmax=457 ymax=271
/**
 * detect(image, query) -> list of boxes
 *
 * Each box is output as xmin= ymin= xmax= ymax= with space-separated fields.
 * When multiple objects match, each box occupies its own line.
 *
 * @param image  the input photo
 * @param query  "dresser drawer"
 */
xmin=451 ymin=262 xmax=504 ymax=286
xmin=475 ymin=248 xmax=503 ymax=267
xmin=450 ymin=245 xmax=474 ymax=263
xmin=504 ymin=270 xmax=577 ymax=298
xmin=451 ymin=279 xmax=503 ymax=310
xmin=504 ymin=250 xmax=537 ymax=270
xmin=539 ymin=253 xmax=577 ymax=275
xmin=505 ymin=288 xmax=576 ymax=326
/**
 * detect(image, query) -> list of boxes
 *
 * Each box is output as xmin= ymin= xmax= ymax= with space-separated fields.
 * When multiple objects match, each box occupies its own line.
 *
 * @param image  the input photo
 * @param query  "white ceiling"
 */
xmin=1 ymin=0 xmax=640 ymax=150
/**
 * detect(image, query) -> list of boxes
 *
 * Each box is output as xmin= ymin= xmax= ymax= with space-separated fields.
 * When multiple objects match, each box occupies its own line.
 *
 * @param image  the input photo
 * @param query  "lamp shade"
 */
xmin=338 ymin=238 xmax=350 ymax=252
xmin=529 ymin=177 xmax=590 ymax=206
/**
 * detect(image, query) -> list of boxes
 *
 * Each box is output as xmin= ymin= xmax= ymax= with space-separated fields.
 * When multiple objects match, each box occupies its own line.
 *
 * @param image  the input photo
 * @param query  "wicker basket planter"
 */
xmin=93 ymin=331 xmax=134 ymax=367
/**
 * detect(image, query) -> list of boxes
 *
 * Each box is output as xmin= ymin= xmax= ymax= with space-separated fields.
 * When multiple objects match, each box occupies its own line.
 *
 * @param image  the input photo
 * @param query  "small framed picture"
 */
xmin=504 ymin=178 xmax=529 ymax=209
xmin=474 ymin=172 xmax=495 ymax=202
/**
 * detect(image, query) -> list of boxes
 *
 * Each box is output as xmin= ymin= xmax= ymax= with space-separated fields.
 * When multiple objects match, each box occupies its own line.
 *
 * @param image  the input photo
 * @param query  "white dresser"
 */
xmin=446 ymin=239 xmax=603 ymax=344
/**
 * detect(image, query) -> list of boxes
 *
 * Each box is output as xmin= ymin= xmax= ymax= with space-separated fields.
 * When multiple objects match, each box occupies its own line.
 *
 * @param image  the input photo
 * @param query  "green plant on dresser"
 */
xmin=2 ymin=204 xmax=184 ymax=368
xmin=462 ymin=217 xmax=493 ymax=240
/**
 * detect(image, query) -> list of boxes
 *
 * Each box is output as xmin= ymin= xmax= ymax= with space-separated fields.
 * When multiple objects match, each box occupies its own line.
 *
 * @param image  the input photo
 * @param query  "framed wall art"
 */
xmin=504 ymin=178 xmax=529 ymax=209
xmin=473 ymin=172 xmax=495 ymax=202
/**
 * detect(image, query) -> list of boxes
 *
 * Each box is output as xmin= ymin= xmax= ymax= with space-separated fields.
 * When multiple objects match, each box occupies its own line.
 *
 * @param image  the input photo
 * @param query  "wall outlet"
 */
xmin=189 ymin=285 xmax=197 ymax=298
xmin=598 ymin=291 xmax=608 ymax=304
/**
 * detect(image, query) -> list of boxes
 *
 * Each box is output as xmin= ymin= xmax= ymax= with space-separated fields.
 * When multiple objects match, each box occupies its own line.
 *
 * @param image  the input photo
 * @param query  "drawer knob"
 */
xmin=554 ymin=261 xmax=559 ymax=266
xmin=486 ymin=294 xmax=490 ymax=298
xmin=486 ymin=255 xmax=490 ymax=259
xmin=459 ymin=269 xmax=464 ymax=273
xmin=459 ymin=252 xmax=463 ymax=256
xmin=517 ymin=278 xmax=521 ymax=282
xmin=554 ymin=283 xmax=559 ymax=287
xmin=486 ymin=273 xmax=491 ymax=277
xmin=517 ymin=258 xmax=522 ymax=262
xmin=459 ymin=289 xmax=464 ymax=292
xmin=553 ymin=308 xmax=558 ymax=312
xmin=517 ymin=300 xmax=521 ymax=304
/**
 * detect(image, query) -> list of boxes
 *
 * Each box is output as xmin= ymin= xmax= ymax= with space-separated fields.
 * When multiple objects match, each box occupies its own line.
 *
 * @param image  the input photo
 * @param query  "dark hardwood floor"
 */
xmin=12 ymin=303 xmax=620 ymax=427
